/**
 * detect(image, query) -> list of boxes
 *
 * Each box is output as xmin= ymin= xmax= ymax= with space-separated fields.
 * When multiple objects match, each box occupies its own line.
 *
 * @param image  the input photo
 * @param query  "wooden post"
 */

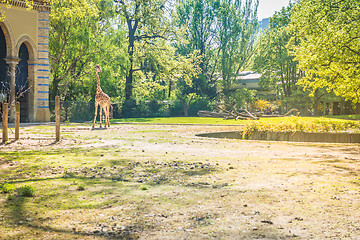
xmin=55 ymin=96 xmax=60 ymax=142
xmin=2 ymin=102 xmax=8 ymax=143
xmin=15 ymin=102 xmax=20 ymax=140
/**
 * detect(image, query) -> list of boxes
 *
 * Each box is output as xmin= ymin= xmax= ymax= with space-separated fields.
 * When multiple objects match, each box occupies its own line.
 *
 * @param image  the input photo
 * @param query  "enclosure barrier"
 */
xmin=15 ymin=102 xmax=20 ymax=140
xmin=2 ymin=102 xmax=8 ymax=143
xmin=55 ymin=96 xmax=60 ymax=142
xmin=196 ymin=131 xmax=360 ymax=143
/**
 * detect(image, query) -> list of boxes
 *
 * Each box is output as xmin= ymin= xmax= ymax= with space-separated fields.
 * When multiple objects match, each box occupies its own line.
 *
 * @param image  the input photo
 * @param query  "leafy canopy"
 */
xmin=289 ymin=0 xmax=360 ymax=103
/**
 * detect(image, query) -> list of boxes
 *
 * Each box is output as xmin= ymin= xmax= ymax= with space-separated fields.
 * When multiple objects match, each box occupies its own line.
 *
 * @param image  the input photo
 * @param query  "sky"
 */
xmin=257 ymin=0 xmax=291 ymax=20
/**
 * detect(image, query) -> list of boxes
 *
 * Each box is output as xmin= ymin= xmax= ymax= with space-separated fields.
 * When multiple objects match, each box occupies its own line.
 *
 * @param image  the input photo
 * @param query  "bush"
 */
xmin=1 ymin=183 xmax=16 ymax=193
xmin=68 ymin=101 xmax=94 ymax=122
xmin=188 ymin=98 xmax=212 ymax=116
xmin=77 ymin=185 xmax=86 ymax=191
xmin=17 ymin=185 xmax=35 ymax=197
xmin=242 ymin=117 xmax=360 ymax=139
xmin=170 ymin=97 xmax=212 ymax=117
xmin=121 ymin=99 xmax=150 ymax=118
xmin=169 ymin=99 xmax=184 ymax=117
xmin=139 ymin=185 xmax=149 ymax=190
xmin=148 ymin=100 xmax=170 ymax=117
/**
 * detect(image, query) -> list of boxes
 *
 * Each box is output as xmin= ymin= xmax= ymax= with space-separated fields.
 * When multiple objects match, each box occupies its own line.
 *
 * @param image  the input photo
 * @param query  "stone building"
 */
xmin=0 ymin=0 xmax=50 ymax=122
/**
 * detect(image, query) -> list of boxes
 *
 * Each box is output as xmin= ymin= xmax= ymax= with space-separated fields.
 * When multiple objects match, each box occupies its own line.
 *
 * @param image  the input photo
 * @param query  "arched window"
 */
xmin=16 ymin=43 xmax=29 ymax=122
xmin=16 ymin=43 xmax=29 ymax=91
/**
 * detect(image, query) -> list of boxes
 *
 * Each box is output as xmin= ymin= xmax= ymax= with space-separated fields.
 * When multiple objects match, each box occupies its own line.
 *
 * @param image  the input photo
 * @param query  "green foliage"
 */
xmin=67 ymin=100 xmax=95 ymax=122
xmin=1 ymin=183 xmax=16 ymax=193
xmin=77 ymin=185 xmax=86 ymax=191
xmin=176 ymin=0 xmax=259 ymax=100
xmin=242 ymin=117 xmax=360 ymax=139
xmin=50 ymin=0 xmax=123 ymax=104
xmin=139 ymin=185 xmax=149 ymax=191
xmin=188 ymin=97 xmax=212 ymax=116
xmin=215 ymin=0 xmax=259 ymax=94
xmin=17 ymin=185 xmax=35 ymax=197
xmin=121 ymin=99 xmax=150 ymax=118
xmin=230 ymin=88 xmax=257 ymax=109
xmin=175 ymin=0 xmax=218 ymax=99
xmin=169 ymin=99 xmax=184 ymax=117
xmin=289 ymin=0 xmax=360 ymax=103
xmin=114 ymin=0 xmax=179 ymax=100
xmin=253 ymin=4 xmax=299 ymax=98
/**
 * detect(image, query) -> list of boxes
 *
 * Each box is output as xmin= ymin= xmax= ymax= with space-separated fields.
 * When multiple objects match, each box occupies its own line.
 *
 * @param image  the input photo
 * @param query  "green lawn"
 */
xmin=326 ymin=114 xmax=360 ymax=120
xmin=110 ymin=117 xmax=243 ymax=125
xmin=110 ymin=115 xmax=360 ymax=125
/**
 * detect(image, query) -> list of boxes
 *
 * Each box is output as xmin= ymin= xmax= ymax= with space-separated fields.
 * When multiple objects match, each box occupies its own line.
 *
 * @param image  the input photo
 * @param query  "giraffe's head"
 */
xmin=95 ymin=65 xmax=102 ymax=73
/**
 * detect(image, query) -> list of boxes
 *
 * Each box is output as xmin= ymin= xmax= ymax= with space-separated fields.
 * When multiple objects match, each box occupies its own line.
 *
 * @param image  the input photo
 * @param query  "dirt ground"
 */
xmin=0 ymin=123 xmax=360 ymax=239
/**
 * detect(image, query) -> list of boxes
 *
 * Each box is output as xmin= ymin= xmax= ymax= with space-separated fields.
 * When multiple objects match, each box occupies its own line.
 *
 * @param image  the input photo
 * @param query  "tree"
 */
xmin=175 ymin=0 xmax=218 ymax=99
xmin=289 ymin=0 xmax=360 ymax=103
xmin=253 ymin=4 xmax=300 ymax=99
xmin=114 ymin=0 xmax=173 ymax=100
xmin=215 ymin=0 xmax=259 ymax=96
xmin=176 ymin=0 xmax=259 ymax=100
xmin=49 ymin=0 xmax=109 ymax=100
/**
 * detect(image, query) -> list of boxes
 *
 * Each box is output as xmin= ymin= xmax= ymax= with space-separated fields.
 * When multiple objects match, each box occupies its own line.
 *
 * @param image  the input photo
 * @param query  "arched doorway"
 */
xmin=16 ymin=43 xmax=29 ymax=122
xmin=0 ymin=26 xmax=8 ymax=103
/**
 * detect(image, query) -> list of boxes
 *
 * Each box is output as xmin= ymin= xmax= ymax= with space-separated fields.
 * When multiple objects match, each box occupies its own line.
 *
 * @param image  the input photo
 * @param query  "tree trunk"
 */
xmin=124 ymin=18 xmax=137 ymax=100
xmin=51 ymin=75 xmax=60 ymax=100
xmin=183 ymin=103 xmax=188 ymax=117
xmin=125 ymin=67 xmax=133 ymax=100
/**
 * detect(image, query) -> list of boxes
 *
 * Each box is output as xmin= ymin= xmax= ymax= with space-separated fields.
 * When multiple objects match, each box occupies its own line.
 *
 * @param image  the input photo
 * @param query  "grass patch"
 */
xmin=110 ymin=116 xmax=360 ymax=125
xmin=111 ymin=117 xmax=242 ymax=125
xmin=326 ymin=114 xmax=360 ymax=120
xmin=1 ymin=122 xmax=359 ymax=239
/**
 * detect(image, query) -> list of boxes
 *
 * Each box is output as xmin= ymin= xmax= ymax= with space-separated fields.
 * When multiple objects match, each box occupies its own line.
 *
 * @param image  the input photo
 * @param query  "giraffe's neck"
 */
xmin=96 ymin=71 xmax=102 ymax=94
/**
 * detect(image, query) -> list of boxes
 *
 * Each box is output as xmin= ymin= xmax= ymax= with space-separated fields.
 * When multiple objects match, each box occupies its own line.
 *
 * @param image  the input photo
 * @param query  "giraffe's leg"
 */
xmin=103 ymin=106 xmax=107 ymax=128
xmin=99 ymin=104 xmax=103 ymax=128
xmin=106 ymin=105 xmax=110 ymax=127
xmin=103 ymin=105 xmax=107 ymax=128
xmin=104 ymin=105 xmax=108 ymax=128
xmin=93 ymin=102 xmax=99 ymax=129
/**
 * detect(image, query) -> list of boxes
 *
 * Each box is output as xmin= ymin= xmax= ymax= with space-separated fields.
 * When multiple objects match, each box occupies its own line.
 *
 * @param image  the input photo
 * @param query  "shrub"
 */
xmin=188 ymin=98 xmax=212 ymax=116
xmin=7 ymin=194 xmax=15 ymax=201
xmin=121 ymin=99 xmax=150 ymax=118
xmin=170 ymin=97 xmax=212 ymax=117
xmin=139 ymin=185 xmax=149 ymax=190
xmin=169 ymin=99 xmax=184 ymax=117
xmin=148 ymin=100 xmax=170 ymax=117
xmin=242 ymin=117 xmax=360 ymax=139
xmin=17 ymin=185 xmax=35 ymax=197
xmin=1 ymin=183 xmax=16 ymax=193
xmin=68 ymin=101 xmax=94 ymax=122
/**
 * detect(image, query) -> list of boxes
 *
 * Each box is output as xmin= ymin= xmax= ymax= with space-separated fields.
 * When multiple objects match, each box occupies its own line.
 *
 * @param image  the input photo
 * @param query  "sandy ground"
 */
xmin=0 ymin=123 xmax=360 ymax=239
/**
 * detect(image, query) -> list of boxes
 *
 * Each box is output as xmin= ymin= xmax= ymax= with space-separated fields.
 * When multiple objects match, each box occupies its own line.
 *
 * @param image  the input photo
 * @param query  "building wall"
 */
xmin=0 ymin=2 xmax=50 ymax=122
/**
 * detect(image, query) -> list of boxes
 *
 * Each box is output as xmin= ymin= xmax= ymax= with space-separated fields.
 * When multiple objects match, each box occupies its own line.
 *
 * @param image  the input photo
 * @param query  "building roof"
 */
xmin=236 ymin=72 xmax=262 ymax=80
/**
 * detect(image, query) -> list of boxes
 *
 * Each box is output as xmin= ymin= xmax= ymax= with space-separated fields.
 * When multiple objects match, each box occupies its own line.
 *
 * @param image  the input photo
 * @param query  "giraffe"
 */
xmin=92 ymin=65 xmax=111 ymax=128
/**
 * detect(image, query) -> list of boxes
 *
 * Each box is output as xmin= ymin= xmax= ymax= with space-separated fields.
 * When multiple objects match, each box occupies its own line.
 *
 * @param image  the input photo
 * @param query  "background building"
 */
xmin=0 ymin=0 xmax=50 ymax=122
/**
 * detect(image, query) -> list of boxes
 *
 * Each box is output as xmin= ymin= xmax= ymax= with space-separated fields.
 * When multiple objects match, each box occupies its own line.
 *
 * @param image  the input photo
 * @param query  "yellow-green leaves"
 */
xmin=289 ymin=0 xmax=360 ymax=103
xmin=50 ymin=0 xmax=99 ymax=22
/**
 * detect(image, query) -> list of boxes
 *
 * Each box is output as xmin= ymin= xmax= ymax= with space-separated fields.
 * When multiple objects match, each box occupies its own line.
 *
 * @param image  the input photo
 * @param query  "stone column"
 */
xmin=5 ymin=58 xmax=20 ymax=122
